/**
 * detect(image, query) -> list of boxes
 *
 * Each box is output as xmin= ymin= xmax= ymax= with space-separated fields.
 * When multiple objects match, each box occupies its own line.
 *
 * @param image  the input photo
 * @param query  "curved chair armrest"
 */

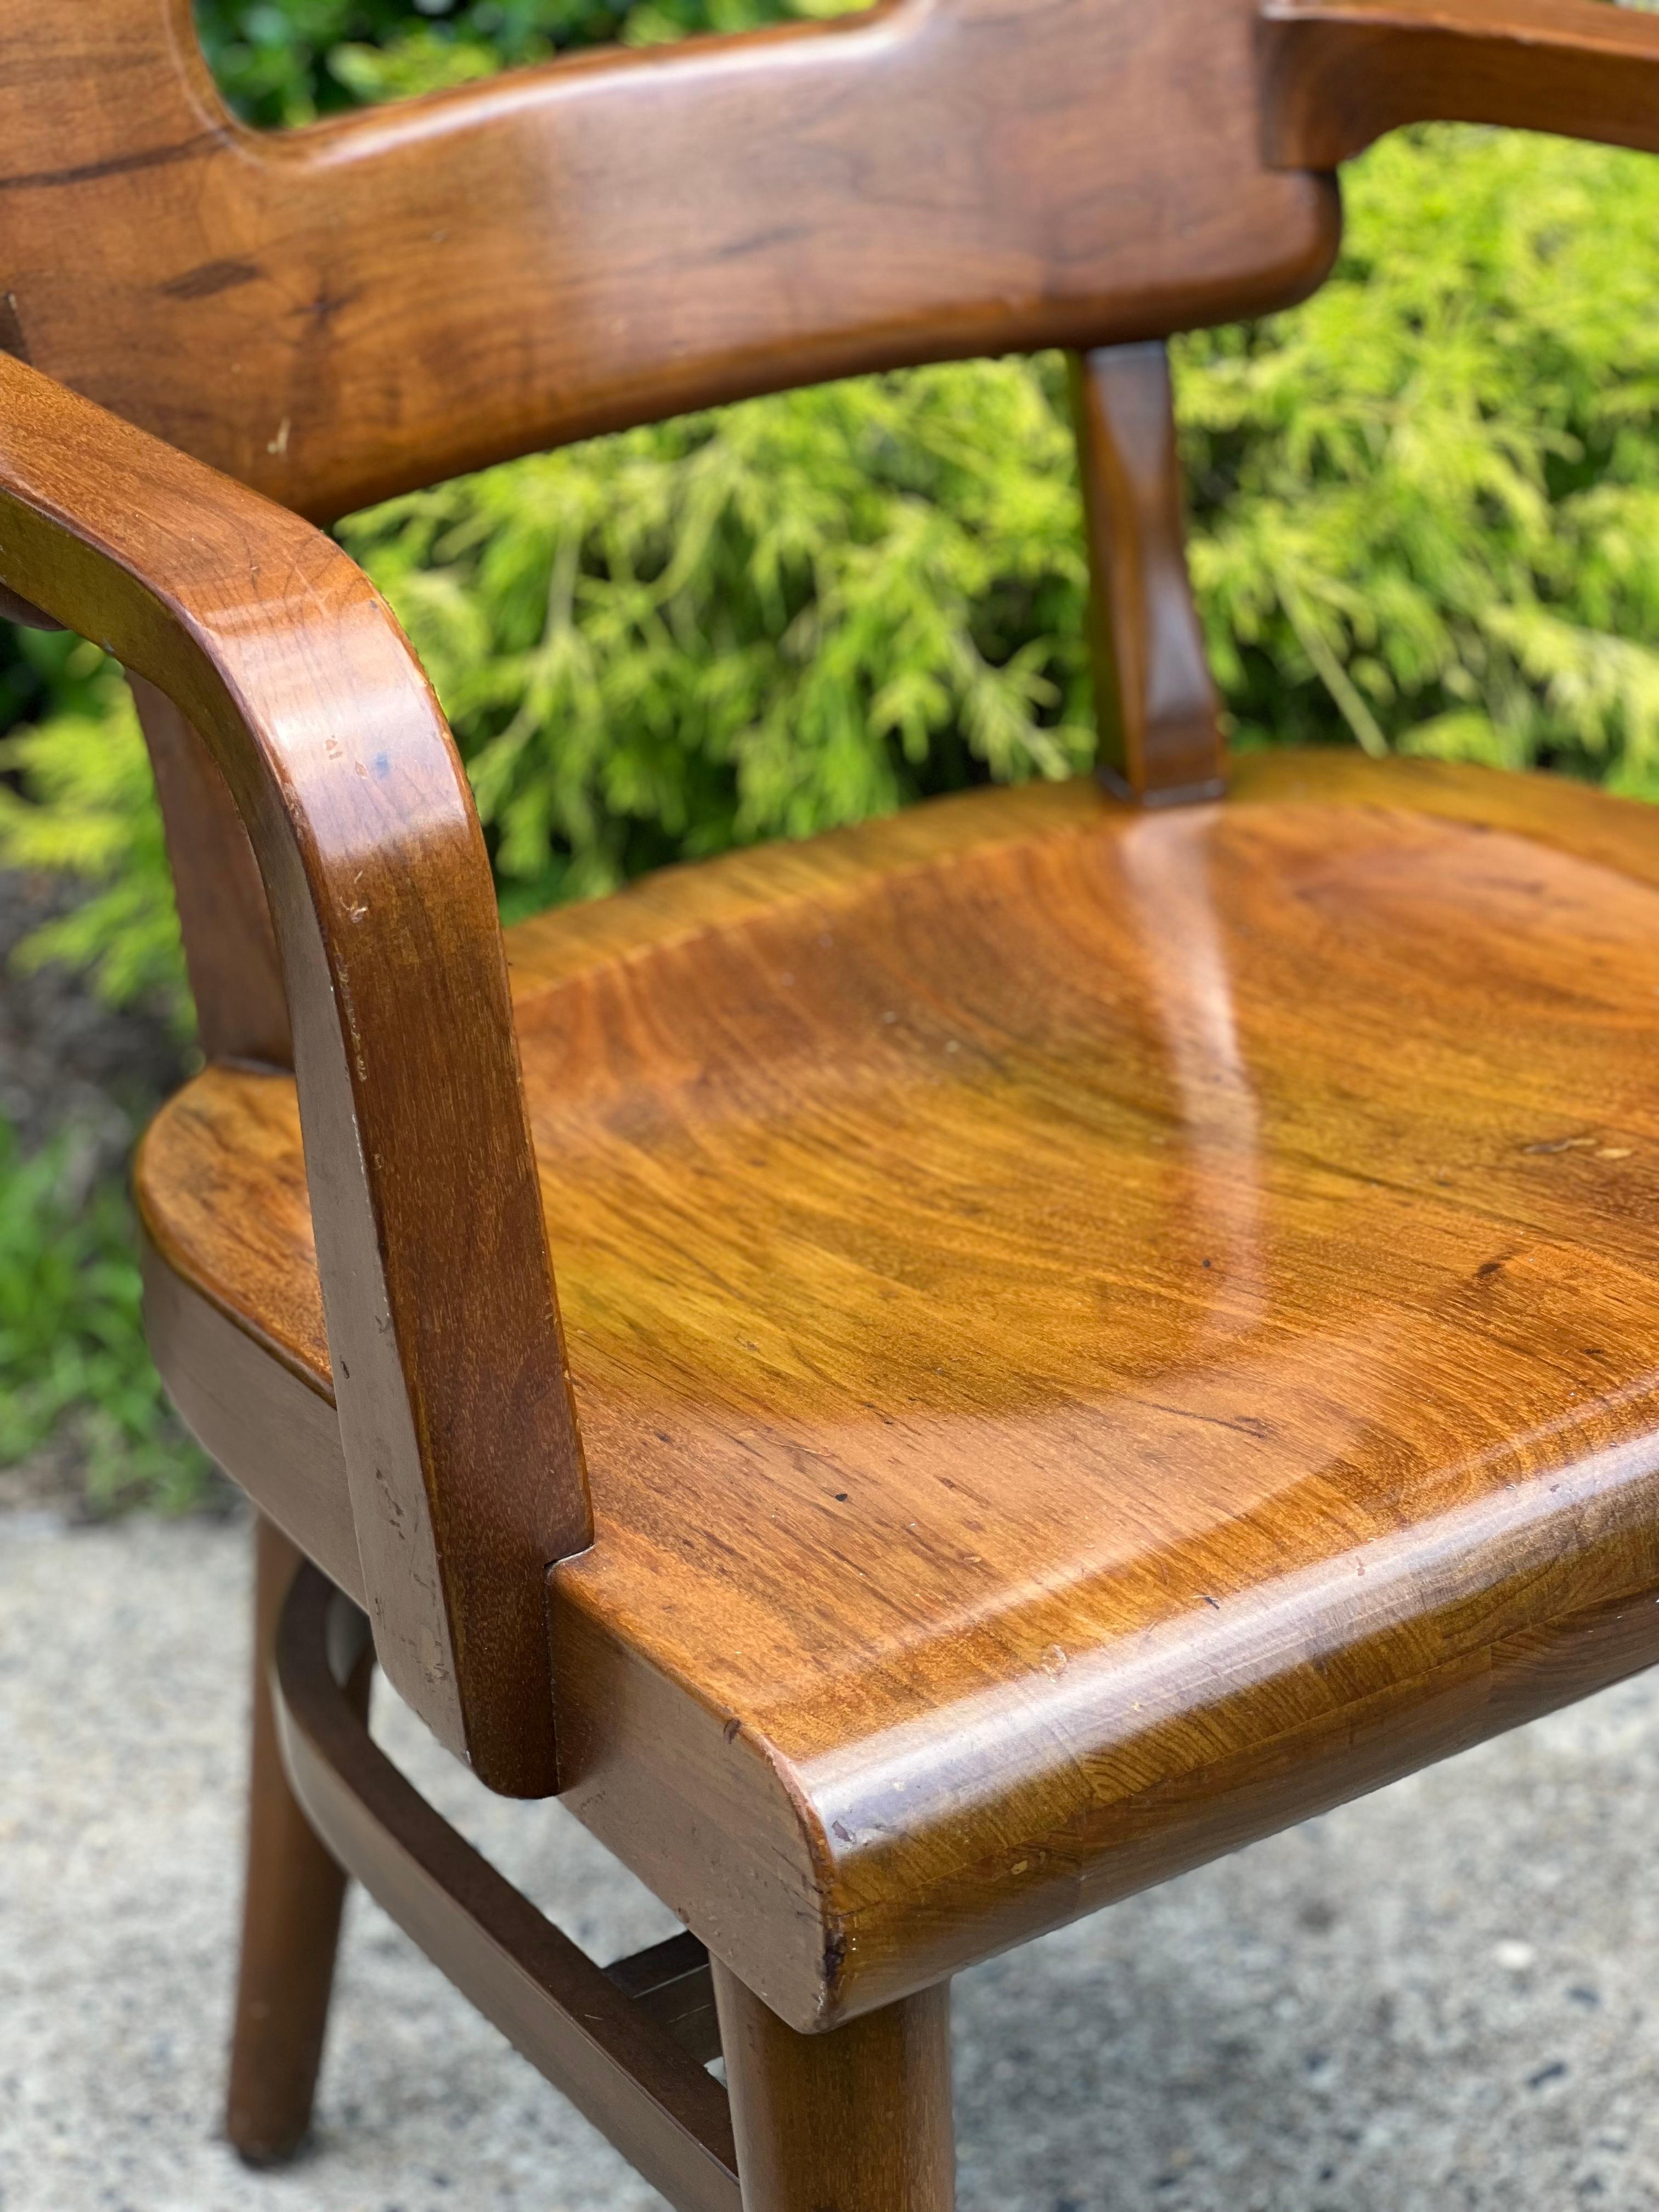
xmin=0 ymin=351 xmax=589 ymax=1795
xmin=1260 ymin=0 xmax=1659 ymax=170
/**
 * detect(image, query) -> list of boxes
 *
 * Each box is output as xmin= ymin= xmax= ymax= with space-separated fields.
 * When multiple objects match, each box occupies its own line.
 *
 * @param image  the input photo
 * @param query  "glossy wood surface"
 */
xmin=272 ymin=1564 xmax=742 ymax=2212
xmin=713 ymin=1966 xmax=953 ymax=2212
xmin=0 ymin=0 xmax=1339 ymax=524
xmin=1068 ymin=343 xmax=1222 ymax=804
xmin=0 ymin=348 xmax=588 ymax=1792
xmin=227 ymin=1517 xmax=364 ymax=2165
xmin=1260 ymin=0 xmax=1659 ymax=171
xmin=139 ymin=750 xmax=1659 ymax=2028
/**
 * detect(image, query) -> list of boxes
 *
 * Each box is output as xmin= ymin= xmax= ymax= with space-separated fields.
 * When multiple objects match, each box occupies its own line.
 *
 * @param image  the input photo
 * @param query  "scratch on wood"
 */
xmin=0 ymin=132 xmax=225 ymax=195
xmin=161 ymin=257 xmax=264 ymax=302
xmin=0 ymin=291 xmax=30 ymax=363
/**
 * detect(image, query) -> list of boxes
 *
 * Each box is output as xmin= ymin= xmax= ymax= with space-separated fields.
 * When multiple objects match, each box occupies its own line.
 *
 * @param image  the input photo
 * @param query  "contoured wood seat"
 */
xmin=138 ymin=746 xmax=1659 ymax=2029
xmin=7 ymin=0 xmax=1659 ymax=2201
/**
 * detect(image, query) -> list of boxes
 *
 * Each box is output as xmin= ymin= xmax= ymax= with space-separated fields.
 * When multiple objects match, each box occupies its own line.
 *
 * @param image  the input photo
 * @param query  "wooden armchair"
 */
xmin=7 ymin=0 xmax=1659 ymax=2202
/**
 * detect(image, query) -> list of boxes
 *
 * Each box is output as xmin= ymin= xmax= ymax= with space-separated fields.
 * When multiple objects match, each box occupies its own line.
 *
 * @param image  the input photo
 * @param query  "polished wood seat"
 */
xmin=137 ymin=746 xmax=1659 ymax=2030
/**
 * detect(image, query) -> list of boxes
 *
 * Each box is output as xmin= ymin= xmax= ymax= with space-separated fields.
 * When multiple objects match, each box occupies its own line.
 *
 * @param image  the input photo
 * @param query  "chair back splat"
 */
xmin=1069 ymin=343 xmax=1224 ymax=804
xmin=0 ymin=0 xmax=1338 ymax=523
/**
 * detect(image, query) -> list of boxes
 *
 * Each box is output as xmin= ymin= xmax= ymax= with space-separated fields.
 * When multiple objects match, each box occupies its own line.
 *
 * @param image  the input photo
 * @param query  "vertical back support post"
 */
xmin=1068 ymin=342 xmax=1224 ymax=805
xmin=130 ymin=677 xmax=292 ymax=1068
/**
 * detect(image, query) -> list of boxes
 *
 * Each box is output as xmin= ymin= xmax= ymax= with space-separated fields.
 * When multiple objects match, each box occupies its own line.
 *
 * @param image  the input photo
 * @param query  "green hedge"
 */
xmin=0 ymin=1115 xmax=207 ymax=1510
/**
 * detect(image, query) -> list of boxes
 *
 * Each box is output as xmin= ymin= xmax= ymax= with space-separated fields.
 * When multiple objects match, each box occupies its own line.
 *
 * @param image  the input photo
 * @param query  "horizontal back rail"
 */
xmin=0 ymin=0 xmax=1338 ymax=522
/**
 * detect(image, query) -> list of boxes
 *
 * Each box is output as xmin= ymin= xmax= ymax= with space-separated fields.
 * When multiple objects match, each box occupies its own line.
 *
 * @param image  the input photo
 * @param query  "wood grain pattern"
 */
xmin=713 ymin=1966 xmax=953 ymax=2212
xmin=1260 ymin=0 xmax=1659 ymax=171
xmin=1068 ymin=343 xmax=1222 ymax=804
xmin=138 ymin=750 xmax=1659 ymax=2028
xmin=0 ymin=0 xmax=1339 ymax=524
xmin=0 ymin=347 xmax=589 ymax=1793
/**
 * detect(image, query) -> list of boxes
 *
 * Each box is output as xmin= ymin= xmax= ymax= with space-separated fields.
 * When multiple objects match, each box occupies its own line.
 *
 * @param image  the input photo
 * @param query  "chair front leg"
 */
xmin=711 ymin=1964 xmax=955 ymax=2212
xmin=225 ymin=1515 xmax=364 ymax=2164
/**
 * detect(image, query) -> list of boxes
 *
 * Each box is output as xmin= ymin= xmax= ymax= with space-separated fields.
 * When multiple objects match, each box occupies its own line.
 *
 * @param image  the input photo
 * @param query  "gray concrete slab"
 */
xmin=2 ymin=1505 xmax=1657 ymax=2211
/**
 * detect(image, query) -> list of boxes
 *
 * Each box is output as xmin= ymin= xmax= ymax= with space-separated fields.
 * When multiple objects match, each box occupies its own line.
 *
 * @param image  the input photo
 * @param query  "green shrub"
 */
xmin=347 ymin=357 xmax=1091 ymax=911
xmin=0 ymin=662 xmax=191 ymax=1026
xmin=193 ymin=0 xmax=805 ymax=126
xmin=345 ymin=123 xmax=1659 ymax=919
xmin=1182 ymin=127 xmax=1659 ymax=791
xmin=0 ymin=1113 xmax=210 ymax=1512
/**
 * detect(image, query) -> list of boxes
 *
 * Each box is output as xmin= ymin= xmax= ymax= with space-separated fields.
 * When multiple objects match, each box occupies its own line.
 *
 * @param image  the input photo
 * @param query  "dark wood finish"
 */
xmin=227 ymin=1516 xmax=366 ymax=2165
xmin=1260 ymin=0 xmax=1659 ymax=172
xmin=129 ymin=676 xmax=291 ymax=1068
xmin=1069 ymin=343 xmax=1223 ymax=804
xmin=0 ymin=346 xmax=589 ymax=1794
xmin=137 ymin=751 xmax=1659 ymax=2029
xmin=606 ymin=1933 xmax=723 ymax=2067
xmin=272 ymin=1561 xmax=742 ymax=2212
xmin=138 ymin=1227 xmax=364 ymax=1603
xmin=0 ymin=0 xmax=1338 ymax=526
xmin=714 ymin=1967 xmax=953 ymax=2212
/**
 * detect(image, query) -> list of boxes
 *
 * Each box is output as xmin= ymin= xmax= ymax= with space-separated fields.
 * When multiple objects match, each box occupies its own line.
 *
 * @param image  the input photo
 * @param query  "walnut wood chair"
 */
xmin=6 ymin=1 xmax=1659 ymax=2203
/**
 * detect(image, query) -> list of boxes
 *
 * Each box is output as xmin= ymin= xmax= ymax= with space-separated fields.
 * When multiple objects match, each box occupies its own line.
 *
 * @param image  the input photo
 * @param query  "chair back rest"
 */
xmin=0 ymin=0 xmax=1338 ymax=525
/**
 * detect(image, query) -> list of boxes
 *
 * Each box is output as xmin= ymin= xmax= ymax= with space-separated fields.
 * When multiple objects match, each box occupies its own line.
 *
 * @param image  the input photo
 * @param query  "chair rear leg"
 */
xmin=225 ymin=1515 xmax=363 ymax=2165
xmin=712 ymin=1962 xmax=954 ymax=2212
